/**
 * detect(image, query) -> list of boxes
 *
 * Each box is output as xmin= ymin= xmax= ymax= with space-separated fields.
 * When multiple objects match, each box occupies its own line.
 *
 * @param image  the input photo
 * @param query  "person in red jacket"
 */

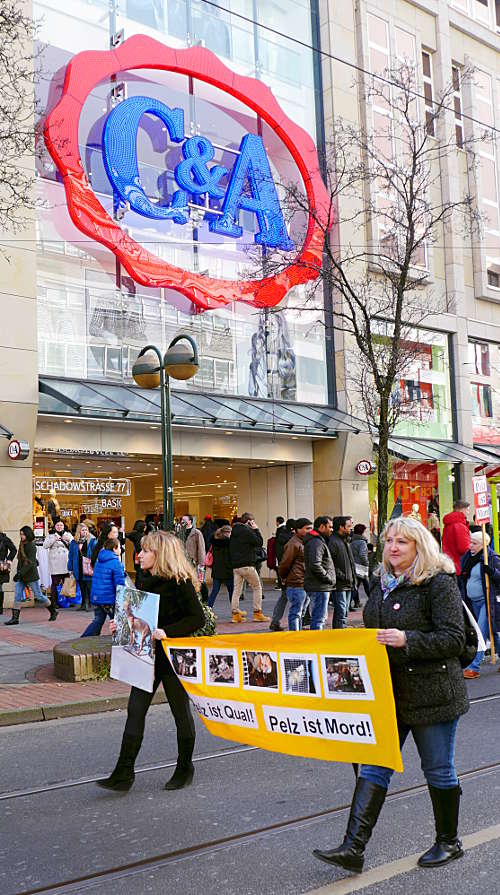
xmin=442 ymin=500 xmax=471 ymax=575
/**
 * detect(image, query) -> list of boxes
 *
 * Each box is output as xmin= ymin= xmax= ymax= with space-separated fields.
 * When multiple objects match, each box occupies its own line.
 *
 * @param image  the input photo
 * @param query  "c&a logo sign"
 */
xmin=44 ymin=36 xmax=331 ymax=311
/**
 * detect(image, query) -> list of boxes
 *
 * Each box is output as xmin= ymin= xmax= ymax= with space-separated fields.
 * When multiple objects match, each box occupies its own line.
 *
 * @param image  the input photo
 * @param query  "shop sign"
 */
xmin=33 ymin=477 xmax=131 ymax=496
xmin=82 ymin=498 xmax=123 ymax=514
xmin=356 ymin=459 xmax=376 ymax=476
xmin=472 ymin=474 xmax=491 ymax=523
xmin=7 ymin=439 xmax=30 ymax=461
xmin=37 ymin=448 xmax=127 ymax=458
xmin=44 ymin=36 xmax=332 ymax=311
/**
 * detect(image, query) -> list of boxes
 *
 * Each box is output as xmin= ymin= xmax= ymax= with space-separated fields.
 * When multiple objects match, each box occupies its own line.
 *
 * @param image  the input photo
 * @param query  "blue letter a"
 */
xmin=210 ymin=134 xmax=294 ymax=250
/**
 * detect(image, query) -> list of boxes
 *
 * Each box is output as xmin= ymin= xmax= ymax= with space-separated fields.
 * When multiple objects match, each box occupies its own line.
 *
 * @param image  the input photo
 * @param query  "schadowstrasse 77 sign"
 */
xmin=44 ymin=35 xmax=332 ymax=312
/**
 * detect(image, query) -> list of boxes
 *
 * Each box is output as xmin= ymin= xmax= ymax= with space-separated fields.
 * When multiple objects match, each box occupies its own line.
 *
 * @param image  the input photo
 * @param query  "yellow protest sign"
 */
xmin=163 ymin=629 xmax=403 ymax=772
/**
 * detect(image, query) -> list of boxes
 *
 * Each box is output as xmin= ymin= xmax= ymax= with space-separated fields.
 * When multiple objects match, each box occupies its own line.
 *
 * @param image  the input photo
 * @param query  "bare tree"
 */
xmin=256 ymin=63 xmax=481 ymax=541
xmin=0 ymin=0 xmax=38 ymax=234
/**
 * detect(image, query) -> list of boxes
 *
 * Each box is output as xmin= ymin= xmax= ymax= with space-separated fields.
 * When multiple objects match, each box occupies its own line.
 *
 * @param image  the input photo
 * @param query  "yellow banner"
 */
xmin=163 ymin=629 xmax=403 ymax=772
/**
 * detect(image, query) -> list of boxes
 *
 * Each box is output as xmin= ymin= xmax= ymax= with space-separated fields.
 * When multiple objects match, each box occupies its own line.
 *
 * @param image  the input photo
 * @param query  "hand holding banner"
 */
xmin=163 ymin=629 xmax=403 ymax=772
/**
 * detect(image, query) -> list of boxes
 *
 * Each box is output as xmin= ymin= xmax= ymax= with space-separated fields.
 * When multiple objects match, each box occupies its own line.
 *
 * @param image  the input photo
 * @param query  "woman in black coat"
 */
xmin=0 ymin=530 xmax=17 ymax=615
xmin=98 ymin=530 xmax=205 ymax=793
xmin=314 ymin=517 xmax=469 ymax=874
xmin=5 ymin=526 xmax=52 ymax=625
xmin=208 ymin=524 xmax=235 ymax=609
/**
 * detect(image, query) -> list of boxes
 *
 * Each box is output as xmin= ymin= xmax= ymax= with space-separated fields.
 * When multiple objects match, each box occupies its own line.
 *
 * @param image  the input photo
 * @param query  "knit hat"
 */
xmin=470 ymin=529 xmax=490 ymax=546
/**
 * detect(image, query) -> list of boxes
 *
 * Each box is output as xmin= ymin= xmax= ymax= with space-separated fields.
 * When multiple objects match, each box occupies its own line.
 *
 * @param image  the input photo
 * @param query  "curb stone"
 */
xmin=0 ymin=689 xmax=167 ymax=727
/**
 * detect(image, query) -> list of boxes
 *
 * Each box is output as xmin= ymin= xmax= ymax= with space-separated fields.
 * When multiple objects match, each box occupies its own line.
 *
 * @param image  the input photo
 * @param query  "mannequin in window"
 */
xmin=408 ymin=503 xmax=422 ymax=522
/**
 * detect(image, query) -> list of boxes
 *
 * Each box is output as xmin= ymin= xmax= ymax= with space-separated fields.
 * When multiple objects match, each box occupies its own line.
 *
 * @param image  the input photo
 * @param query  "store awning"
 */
xmin=385 ymin=437 xmax=499 ymax=466
xmin=38 ymin=377 xmax=363 ymax=438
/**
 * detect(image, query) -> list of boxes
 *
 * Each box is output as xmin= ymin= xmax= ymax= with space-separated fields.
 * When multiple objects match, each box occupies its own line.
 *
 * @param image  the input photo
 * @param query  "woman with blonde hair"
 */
xmin=314 ymin=516 xmax=469 ymax=874
xmin=97 ymin=531 xmax=205 ymax=793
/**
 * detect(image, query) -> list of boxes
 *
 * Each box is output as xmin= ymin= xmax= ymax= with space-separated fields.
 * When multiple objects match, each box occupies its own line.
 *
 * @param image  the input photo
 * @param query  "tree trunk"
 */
xmin=376 ymin=397 xmax=391 ymax=559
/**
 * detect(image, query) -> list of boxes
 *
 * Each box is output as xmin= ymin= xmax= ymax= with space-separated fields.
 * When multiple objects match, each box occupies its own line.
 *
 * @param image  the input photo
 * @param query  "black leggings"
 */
xmin=124 ymin=667 xmax=195 ymax=745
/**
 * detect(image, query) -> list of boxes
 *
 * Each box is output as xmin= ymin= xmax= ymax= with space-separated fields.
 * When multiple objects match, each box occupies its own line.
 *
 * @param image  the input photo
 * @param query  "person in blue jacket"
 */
xmin=81 ymin=538 xmax=125 ymax=637
xmin=67 ymin=522 xmax=97 ymax=611
xmin=460 ymin=529 xmax=500 ymax=679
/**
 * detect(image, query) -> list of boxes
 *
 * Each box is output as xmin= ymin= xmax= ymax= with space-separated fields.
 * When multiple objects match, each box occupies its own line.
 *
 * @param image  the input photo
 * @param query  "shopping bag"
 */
xmin=60 ymin=574 xmax=77 ymax=598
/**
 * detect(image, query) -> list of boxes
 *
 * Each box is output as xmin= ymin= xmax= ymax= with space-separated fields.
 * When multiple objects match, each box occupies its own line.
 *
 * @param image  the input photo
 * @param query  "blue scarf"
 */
xmin=380 ymin=566 xmax=413 ymax=599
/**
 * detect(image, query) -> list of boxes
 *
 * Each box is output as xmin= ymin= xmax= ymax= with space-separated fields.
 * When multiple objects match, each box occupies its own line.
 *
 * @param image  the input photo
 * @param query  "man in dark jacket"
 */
xmin=229 ymin=513 xmax=269 ymax=623
xmin=278 ymin=518 xmax=312 ymax=630
xmin=304 ymin=516 xmax=335 ymax=629
xmin=328 ymin=516 xmax=356 ymax=629
xmin=269 ymin=517 xmax=294 ymax=631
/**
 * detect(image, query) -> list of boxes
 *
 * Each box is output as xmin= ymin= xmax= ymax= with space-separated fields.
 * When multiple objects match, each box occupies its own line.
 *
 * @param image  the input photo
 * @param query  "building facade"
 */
xmin=318 ymin=0 xmax=500 ymax=538
xmin=2 ymin=0 xmax=500 ymax=601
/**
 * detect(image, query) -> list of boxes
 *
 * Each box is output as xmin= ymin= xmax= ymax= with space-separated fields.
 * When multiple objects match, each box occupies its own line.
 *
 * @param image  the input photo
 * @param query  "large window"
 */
xmin=475 ymin=71 xmax=500 ymax=286
xmin=469 ymin=340 xmax=500 ymax=444
xmin=449 ymin=0 xmax=500 ymax=31
xmin=34 ymin=1 xmax=328 ymax=404
xmin=392 ymin=329 xmax=453 ymax=440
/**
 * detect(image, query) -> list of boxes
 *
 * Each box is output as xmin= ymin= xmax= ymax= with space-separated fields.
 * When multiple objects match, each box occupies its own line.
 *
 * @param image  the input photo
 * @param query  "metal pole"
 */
xmin=137 ymin=344 xmax=168 ymax=530
xmin=482 ymin=522 xmax=497 ymax=664
xmin=165 ymin=372 xmax=174 ymax=530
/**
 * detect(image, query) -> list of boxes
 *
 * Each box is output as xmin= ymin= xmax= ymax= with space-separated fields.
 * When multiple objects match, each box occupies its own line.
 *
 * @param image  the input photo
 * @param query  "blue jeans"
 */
xmin=271 ymin=590 xmax=287 ymax=627
xmin=308 ymin=591 xmax=329 ymax=630
xmin=14 ymin=579 xmax=49 ymax=607
xmin=208 ymin=577 xmax=234 ymax=608
xmin=360 ymin=718 xmax=460 ymax=789
xmin=467 ymin=596 xmax=500 ymax=671
xmin=331 ymin=590 xmax=350 ymax=628
xmin=286 ymin=586 xmax=307 ymax=630
xmin=82 ymin=605 xmax=114 ymax=637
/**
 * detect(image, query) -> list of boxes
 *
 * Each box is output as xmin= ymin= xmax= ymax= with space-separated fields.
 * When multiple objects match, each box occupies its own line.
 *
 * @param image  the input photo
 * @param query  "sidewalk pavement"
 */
xmin=0 ymin=586 xmax=363 ymax=726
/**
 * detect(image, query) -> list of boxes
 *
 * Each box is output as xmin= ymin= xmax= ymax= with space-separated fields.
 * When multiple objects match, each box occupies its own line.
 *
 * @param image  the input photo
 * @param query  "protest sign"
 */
xmin=110 ymin=585 xmax=159 ymax=692
xmin=163 ymin=629 xmax=403 ymax=771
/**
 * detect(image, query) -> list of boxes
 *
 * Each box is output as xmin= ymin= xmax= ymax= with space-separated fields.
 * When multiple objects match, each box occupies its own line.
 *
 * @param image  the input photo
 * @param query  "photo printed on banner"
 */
xmin=206 ymin=650 xmax=239 ymax=687
xmin=320 ymin=655 xmax=375 ymax=701
xmin=280 ymin=654 xmax=320 ymax=697
xmin=242 ymin=651 xmax=279 ymax=691
xmin=167 ymin=646 xmax=202 ymax=684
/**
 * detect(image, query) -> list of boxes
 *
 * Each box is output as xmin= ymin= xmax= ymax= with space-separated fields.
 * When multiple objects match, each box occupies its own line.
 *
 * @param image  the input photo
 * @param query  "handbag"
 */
xmin=192 ymin=600 xmax=217 ymax=637
xmin=458 ymin=601 xmax=479 ymax=668
xmin=82 ymin=556 xmax=93 ymax=577
xmin=205 ymin=548 xmax=213 ymax=568
xmin=355 ymin=563 xmax=369 ymax=579
xmin=60 ymin=574 xmax=77 ymax=598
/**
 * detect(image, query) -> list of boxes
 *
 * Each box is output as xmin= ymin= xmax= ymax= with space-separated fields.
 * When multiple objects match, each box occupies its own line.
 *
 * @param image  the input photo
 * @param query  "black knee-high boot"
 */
xmin=96 ymin=734 xmax=143 ymax=791
xmin=4 ymin=608 xmax=20 ymax=626
xmin=48 ymin=593 xmax=58 ymax=621
xmin=313 ymin=778 xmax=387 ymax=873
xmin=0 ymin=588 xmax=4 ymax=614
xmin=418 ymin=785 xmax=463 ymax=867
xmin=164 ymin=736 xmax=195 ymax=790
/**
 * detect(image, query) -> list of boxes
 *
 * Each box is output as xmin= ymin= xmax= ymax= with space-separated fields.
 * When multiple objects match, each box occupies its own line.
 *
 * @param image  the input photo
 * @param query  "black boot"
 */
xmin=418 ymin=785 xmax=464 ymax=867
xmin=96 ymin=734 xmax=143 ymax=791
xmin=313 ymin=778 xmax=387 ymax=873
xmin=4 ymin=609 xmax=20 ymax=626
xmin=48 ymin=595 xmax=58 ymax=622
xmin=0 ymin=589 xmax=4 ymax=615
xmin=164 ymin=737 xmax=195 ymax=790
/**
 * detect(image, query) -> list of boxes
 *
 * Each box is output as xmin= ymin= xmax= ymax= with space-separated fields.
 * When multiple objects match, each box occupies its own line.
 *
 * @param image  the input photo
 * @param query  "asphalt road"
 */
xmin=1 ymin=663 xmax=499 ymax=895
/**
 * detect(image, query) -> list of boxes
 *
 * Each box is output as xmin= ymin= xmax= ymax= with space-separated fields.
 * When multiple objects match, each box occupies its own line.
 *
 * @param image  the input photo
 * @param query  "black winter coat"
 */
xmin=229 ymin=523 xmax=263 ymax=569
xmin=364 ymin=572 xmax=469 ymax=726
xmin=461 ymin=547 xmax=500 ymax=633
xmin=275 ymin=525 xmax=293 ymax=563
xmin=303 ymin=532 xmax=336 ymax=592
xmin=328 ymin=533 xmax=355 ymax=589
xmin=0 ymin=534 xmax=17 ymax=585
xmin=211 ymin=536 xmax=233 ymax=580
xmin=14 ymin=540 xmax=39 ymax=584
xmin=141 ymin=573 xmax=205 ymax=676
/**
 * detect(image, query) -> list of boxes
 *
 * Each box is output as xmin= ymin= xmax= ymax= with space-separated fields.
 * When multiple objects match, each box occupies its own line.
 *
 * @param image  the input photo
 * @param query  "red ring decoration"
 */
xmin=44 ymin=35 xmax=332 ymax=311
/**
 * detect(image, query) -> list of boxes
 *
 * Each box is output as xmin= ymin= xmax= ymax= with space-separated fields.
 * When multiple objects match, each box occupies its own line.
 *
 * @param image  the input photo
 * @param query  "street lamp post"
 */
xmin=132 ymin=334 xmax=199 ymax=529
